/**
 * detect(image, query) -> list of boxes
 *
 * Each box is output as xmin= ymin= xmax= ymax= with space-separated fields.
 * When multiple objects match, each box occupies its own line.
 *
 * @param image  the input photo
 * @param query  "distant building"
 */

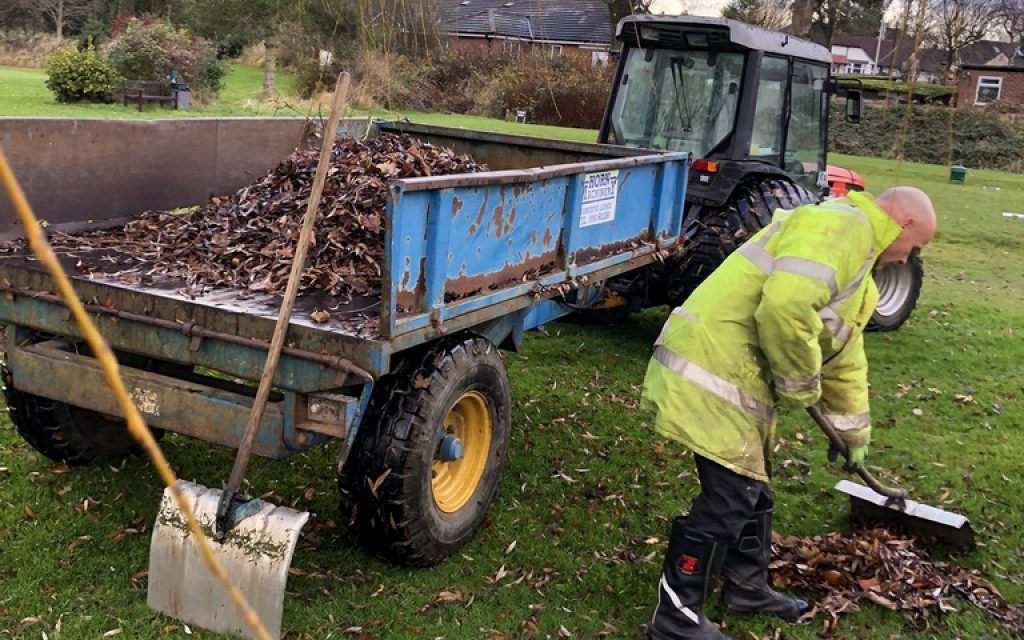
xmin=829 ymin=29 xmax=944 ymax=83
xmin=437 ymin=0 xmax=612 ymax=64
xmin=956 ymin=64 xmax=1024 ymax=108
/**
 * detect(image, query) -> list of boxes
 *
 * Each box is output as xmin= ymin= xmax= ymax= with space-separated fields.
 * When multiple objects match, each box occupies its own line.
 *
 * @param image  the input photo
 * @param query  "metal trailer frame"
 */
xmin=0 ymin=118 xmax=689 ymax=470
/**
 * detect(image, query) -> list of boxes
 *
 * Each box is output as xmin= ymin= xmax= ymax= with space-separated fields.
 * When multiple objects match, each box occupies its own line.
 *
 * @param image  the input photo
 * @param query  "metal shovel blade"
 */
xmin=147 ymin=480 xmax=310 ymax=639
xmin=835 ymin=479 xmax=975 ymax=549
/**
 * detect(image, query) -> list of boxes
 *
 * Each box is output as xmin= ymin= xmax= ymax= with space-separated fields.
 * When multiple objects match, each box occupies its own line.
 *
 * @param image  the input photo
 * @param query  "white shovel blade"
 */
xmin=147 ymin=480 xmax=310 ymax=640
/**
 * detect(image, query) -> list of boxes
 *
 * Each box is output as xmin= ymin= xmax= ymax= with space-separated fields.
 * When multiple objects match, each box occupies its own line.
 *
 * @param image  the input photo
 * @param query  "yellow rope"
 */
xmin=0 ymin=148 xmax=273 ymax=640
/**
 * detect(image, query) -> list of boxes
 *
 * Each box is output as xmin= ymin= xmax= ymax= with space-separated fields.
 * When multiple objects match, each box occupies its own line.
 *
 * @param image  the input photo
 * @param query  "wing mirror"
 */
xmin=846 ymin=89 xmax=863 ymax=124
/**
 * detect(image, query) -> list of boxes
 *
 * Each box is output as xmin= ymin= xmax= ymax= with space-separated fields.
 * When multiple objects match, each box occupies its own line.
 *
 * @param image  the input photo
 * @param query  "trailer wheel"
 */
xmin=338 ymin=333 xmax=511 ymax=567
xmin=666 ymin=179 xmax=817 ymax=306
xmin=867 ymin=253 xmax=923 ymax=332
xmin=2 ymin=366 xmax=153 ymax=464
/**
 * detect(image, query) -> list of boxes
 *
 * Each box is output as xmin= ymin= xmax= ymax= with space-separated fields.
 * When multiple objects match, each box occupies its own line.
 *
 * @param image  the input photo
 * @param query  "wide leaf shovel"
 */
xmin=147 ymin=72 xmax=352 ymax=640
xmin=808 ymin=406 xmax=975 ymax=549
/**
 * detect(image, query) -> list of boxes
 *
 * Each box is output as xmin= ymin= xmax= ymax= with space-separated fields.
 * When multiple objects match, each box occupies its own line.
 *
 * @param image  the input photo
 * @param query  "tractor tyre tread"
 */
xmin=338 ymin=333 xmax=510 ymax=567
xmin=667 ymin=178 xmax=817 ymax=306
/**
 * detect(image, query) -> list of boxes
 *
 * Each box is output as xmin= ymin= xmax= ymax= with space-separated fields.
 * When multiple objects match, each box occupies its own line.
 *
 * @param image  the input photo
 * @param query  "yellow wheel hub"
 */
xmin=432 ymin=391 xmax=492 ymax=513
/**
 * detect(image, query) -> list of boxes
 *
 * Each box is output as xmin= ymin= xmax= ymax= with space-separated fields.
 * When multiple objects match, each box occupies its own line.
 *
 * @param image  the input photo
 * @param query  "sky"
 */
xmin=649 ymin=0 xmax=727 ymax=16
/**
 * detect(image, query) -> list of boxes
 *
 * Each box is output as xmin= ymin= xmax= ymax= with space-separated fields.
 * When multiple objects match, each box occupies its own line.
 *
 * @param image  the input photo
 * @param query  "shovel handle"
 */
xmin=806 ymin=406 xmax=908 ymax=502
xmin=216 ymin=72 xmax=352 ymax=537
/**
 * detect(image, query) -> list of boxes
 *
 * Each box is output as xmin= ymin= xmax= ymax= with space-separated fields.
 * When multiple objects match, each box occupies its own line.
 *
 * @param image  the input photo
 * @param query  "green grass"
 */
xmin=1 ymin=102 xmax=1023 ymax=637
xmin=0 ymin=63 xmax=304 ymax=118
xmin=0 ymin=64 xmax=599 ymax=145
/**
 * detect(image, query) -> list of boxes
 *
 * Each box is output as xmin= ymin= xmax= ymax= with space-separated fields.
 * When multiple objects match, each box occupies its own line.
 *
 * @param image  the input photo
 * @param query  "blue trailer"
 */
xmin=0 ymin=118 xmax=688 ymax=564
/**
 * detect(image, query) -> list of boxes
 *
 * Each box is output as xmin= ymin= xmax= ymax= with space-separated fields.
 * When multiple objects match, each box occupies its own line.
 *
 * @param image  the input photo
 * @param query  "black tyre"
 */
xmin=3 ymin=366 xmax=154 ymax=464
xmin=867 ymin=252 xmax=923 ymax=332
xmin=338 ymin=333 xmax=511 ymax=566
xmin=666 ymin=178 xmax=817 ymax=306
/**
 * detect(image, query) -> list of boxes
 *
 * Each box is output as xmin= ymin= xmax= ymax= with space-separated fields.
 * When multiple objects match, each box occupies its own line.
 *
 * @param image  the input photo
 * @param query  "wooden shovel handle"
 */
xmin=806 ymin=406 xmax=908 ymax=501
xmin=217 ymin=72 xmax=352 ymax=532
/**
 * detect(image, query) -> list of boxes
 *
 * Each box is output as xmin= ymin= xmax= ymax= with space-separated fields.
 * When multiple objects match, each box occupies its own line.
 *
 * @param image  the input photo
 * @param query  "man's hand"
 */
xmin=844 ymin=445 xmax=868 ymax=472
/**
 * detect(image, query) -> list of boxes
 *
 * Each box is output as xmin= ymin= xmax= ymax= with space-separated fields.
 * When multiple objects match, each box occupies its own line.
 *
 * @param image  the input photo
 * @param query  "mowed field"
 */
xmin=1 ymin=75 xmax=1023 ymax=638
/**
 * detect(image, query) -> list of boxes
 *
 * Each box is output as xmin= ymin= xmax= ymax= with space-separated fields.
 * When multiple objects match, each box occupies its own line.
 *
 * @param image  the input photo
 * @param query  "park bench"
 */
xmin=122 ymin=79 xmax=177 ymax=111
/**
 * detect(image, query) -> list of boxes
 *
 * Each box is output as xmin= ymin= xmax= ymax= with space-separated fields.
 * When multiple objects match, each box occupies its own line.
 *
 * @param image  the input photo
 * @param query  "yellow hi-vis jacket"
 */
xmin=642 ymin=192 xmax=902 ymax=482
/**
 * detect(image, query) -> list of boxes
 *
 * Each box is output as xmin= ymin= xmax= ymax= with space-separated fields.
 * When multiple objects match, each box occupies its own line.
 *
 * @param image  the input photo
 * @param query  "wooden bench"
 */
xmin=123 ymin=80 xmax=177 ymax=111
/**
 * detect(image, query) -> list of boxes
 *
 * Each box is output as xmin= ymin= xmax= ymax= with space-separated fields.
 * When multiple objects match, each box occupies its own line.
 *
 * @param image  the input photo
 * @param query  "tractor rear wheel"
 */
xmin=338 ymin=333 xmax=511 ymax=567
xmin=666 ymin=178 xmax=817 ymax=306
xmin=867 ymin=253 xmax=923 ymax=332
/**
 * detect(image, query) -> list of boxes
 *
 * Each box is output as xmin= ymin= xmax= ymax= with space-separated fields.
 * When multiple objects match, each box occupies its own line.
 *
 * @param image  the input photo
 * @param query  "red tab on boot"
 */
xmin=679 ymin=555 xmax=699 ymax=573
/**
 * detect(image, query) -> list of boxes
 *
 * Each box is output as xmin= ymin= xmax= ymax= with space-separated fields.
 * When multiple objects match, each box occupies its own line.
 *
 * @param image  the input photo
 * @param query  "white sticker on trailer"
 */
xmin=579 ymin=170 xmax=619 ymax=228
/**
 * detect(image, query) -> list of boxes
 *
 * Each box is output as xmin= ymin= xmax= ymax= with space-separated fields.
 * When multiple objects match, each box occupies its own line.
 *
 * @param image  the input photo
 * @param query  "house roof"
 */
xmin=438 ymin=0 xmax=612 ymax=45
xmin=829 ymin=29 xmax=945 ymax=73
xmin=958 ymin=40 xmax=1020 ymax=66
xmin=960 ymin=64 xmax=1024 ymax=72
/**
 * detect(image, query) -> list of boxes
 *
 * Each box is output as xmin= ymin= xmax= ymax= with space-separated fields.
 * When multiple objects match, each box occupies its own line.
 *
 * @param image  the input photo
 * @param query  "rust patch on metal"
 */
xmin=492 ymin=205 xmax=506 ymax=238
xmin=543 ymin=228 xmax=553 ymax=247
xmin=451 ymin=197 xmax=464 ymax=219
xmin=574 ymin=233 xmax=652 ymax=266
xmin=400 ymin=256 xmax=412 ymax=289
xmin=397 ymin=256 xmax=428 ymax=312
xmin=444 ymin=251 xmax=558 ymax=301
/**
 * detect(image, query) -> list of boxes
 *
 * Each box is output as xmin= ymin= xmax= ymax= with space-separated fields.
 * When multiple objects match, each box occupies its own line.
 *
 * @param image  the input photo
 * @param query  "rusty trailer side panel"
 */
xmin=382 ymin=152 xmax=689 ymax=340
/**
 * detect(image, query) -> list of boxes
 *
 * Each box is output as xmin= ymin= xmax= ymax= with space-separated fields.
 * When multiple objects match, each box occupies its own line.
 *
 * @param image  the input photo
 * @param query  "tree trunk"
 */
xmin=54 ymin=0 xmax=66 ymax=41
xmin=262 ymin=38 xmax=276 ymax=100
xmin=791 ymin=0 xmax=814 ymax=37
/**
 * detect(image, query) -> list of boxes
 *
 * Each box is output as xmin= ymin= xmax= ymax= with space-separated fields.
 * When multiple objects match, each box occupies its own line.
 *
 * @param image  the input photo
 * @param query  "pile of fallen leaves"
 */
xmin=770 ymin=528 xmax=1024 ymax=635
xmin=45 ymin=133 xmax=485 ymax=302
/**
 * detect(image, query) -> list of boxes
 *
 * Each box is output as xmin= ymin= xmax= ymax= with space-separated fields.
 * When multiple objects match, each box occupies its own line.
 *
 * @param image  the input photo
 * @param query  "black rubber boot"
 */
xmin=721 ymin=509 xmax=809 ymax=622
xmin=649 ymin=516 xmax=733 ymax=640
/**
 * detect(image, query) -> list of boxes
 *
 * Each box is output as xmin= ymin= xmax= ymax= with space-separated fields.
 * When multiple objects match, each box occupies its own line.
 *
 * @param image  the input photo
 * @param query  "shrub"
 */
xmin=0 ymin=30 xmax=62 ymax=68
xmin=482 ymin=53 xmax=614 ymax=128
xmin=45 ymin=44 xmax=118 ymax=103
xmin=106 ymin=17 xmax=225 ymax=99
xmin=829 ymin=102 xmax=1024 ymax=172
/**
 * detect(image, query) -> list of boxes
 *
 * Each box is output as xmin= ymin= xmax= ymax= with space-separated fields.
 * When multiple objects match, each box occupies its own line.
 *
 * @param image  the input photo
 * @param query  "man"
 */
xmin=642 ymin=188 xmax=937 ymax=640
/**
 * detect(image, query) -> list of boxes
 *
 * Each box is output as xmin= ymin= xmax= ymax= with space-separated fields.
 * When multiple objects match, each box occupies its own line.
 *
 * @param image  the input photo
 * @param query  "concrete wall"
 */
xmin=0 ymin=118 xmax=355 ymax=239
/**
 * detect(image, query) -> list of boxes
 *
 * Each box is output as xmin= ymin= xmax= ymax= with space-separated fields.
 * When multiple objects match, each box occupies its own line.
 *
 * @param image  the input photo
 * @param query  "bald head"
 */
xmin=874 ymin=187 xmax=937 ymax=266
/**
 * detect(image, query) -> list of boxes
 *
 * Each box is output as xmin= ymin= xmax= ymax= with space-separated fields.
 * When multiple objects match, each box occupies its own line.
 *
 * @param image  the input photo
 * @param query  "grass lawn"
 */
xmin=0 ymin=64 xmax=598 ymax=145
xmin=1 ymin=86 xmax=1023 ymax=638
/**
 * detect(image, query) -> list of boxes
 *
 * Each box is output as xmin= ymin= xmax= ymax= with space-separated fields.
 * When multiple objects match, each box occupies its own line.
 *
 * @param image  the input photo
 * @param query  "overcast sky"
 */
xmin=649 ymin=0 xmax=728 ymax=16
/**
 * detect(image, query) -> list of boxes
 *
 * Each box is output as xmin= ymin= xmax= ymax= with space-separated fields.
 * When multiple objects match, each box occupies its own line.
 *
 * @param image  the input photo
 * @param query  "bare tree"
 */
xmin=723 ymin=0 xmax=792 ymax=30
xmin=995 ymin=0 xmax=1024 ymax=45
xmin=933 ymin=0 xmax=999 ymax=79
xmin=18 ymin=0 xmax=97 ymax=40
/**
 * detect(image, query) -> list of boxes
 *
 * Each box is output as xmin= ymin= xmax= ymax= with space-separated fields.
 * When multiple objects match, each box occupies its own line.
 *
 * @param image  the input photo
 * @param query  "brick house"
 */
xmin=956 ymin=64 xmax=1024 ymax=109
xmin=437 ymin=0 xmax=612 ymax=65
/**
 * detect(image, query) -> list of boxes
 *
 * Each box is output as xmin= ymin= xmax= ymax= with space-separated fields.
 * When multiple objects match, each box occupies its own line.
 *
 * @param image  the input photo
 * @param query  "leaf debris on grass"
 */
xmin=770 ymin=528 xmax=1024 ymax=635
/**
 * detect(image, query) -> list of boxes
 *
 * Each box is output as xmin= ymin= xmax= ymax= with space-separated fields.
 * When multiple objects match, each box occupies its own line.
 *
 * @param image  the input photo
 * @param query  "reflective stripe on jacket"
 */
xmin=642 ymin=191 xmax=902 ymax=481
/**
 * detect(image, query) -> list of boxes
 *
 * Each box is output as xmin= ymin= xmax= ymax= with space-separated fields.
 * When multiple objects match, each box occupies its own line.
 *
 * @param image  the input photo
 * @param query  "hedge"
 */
xmin=829 ymin=102 xmax=1024 ymax=173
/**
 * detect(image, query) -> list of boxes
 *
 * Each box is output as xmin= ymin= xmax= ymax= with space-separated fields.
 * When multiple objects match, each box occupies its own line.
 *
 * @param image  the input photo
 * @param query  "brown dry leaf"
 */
xmin=36 ymin=134 xmax=487 ymax=305
xmin=310 ymin=309 xmax=331 ymax=323
xmin=770 ymin=528 xmax=1024 ymax=634
xmin=435 ymin=588 xmax=464 ymax=604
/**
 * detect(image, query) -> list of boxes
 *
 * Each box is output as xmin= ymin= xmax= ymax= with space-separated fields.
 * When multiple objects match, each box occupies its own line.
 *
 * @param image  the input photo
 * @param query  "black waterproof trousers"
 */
xmin=687 ymin=455 xmax=773 ymax=542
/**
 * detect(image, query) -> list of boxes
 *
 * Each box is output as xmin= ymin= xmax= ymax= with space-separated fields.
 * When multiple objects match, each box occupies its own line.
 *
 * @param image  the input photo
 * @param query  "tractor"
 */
xmin=589 ymin=15 xmax=922 ymax=330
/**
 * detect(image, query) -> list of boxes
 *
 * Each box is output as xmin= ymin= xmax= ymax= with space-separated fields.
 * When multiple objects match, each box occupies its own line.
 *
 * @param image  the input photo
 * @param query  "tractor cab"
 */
xmin=599 ymin=15 xmax=838 ymax=201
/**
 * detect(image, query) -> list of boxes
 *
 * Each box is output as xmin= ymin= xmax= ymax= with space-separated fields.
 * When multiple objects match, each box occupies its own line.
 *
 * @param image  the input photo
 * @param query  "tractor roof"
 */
xmin=617 ymin=15 xmax=831 ymax=64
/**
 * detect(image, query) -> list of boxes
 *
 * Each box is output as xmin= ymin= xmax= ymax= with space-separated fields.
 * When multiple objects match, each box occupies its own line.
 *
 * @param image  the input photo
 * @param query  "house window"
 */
xmin=549 ymin=44 xmax=563 ymax=58
xmin=975 ymin=76 xmax=1002 ymax=104
xmin=851 ymin=63 xmax=863 ymax=74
